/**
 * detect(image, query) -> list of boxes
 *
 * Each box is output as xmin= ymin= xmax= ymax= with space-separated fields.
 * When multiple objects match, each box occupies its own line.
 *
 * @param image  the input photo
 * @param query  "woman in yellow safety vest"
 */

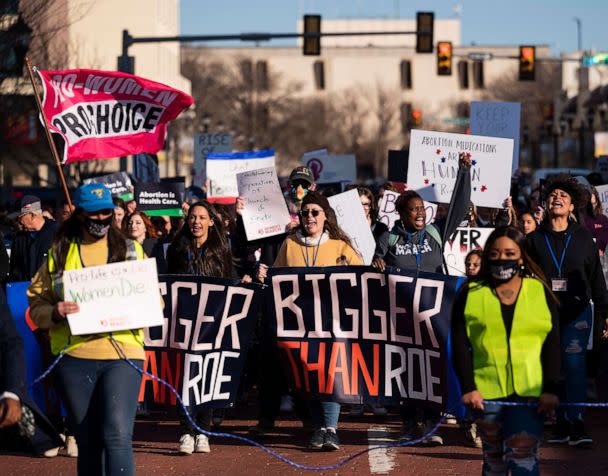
xmin=27 ymin=183 xmax=145 ymax=476
xmin=451 ymin=226 xmax=560 ymax=476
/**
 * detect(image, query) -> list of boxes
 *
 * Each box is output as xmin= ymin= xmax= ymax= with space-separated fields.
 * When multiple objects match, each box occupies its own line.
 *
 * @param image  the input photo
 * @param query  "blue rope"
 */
xmin=28 ymin=338 xmax=608 ymax=471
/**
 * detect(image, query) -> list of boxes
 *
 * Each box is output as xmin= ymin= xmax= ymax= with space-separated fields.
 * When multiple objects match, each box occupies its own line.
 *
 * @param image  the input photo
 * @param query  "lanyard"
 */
xmin=303 ymin=235 xmax=323 ymax=267
xmin=407 ymin=230 xmax=426 ymax=271
xmin=544 ymin=233 xmax=571 ymax=277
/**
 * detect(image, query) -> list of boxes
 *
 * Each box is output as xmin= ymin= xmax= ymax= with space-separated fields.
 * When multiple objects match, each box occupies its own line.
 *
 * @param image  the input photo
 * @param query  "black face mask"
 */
xmin=490 ymin=259 xmax=520 ymax=282
xmin=84 ymin=216 xmax=113 ymax=238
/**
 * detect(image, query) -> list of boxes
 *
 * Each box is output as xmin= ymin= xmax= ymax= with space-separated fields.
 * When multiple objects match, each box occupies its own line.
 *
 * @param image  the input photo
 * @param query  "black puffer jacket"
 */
xmin=8 ymin=218 xmax=57 ymax=282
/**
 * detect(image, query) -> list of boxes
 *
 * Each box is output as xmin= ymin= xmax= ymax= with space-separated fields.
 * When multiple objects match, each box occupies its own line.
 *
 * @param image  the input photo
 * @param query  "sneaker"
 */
xmin=178 ymin=434 xmax=195 ymax=455
xmin=248 ymin=418 xmax=274 ymax=436
xmin=44 ymin=434 xmax=64 ymax=458
xmin=569 ymin=423 xmax=593 ymax=447
xmin=421 ymin=434 xmax=444 ymax=446
xmin=349 ymin=404 xmax=365 ymax=416
xmin=194 ymin=434 xmax=211 ymax=453
xmin=323 ymin=430 xmax=340 ymax=451
xmin=398 ymin=420 xmax=417 ymax=443
xmin=65 ymin=435 xmax=78 ymax=458
xmin=420 ymin=419 xmax=443 ymax=446
xmin=371 ymin=405 xmax=388 ymax=416
xmin=309 ymin=429 xmax=326 ymax=450
xmin=464 ymin=422 xmax=482 ymax=448
xmin=442 ymin=413 xmax=458 ymax=425
xmin=547 ymin=422 xmax=570 ymax=444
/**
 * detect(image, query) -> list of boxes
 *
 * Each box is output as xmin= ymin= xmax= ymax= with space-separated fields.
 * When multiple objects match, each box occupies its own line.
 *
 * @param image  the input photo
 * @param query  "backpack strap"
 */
xmin=425 ymin=224 xmax=442 ymax=247
xmin=388 ymin=232 xmax=400 ymax=248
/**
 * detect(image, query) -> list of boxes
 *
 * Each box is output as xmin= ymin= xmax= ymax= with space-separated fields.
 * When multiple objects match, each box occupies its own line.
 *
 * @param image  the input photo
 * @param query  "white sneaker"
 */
xmin=178 ymin=434 xmax=195 ymax=455
xmin=65 ymin=435 xmax=78 ymax=458
xmin=194 ymin=434 xmax=210 ymax=453
xmin=44 ymin=434 xmax=64 ymax=458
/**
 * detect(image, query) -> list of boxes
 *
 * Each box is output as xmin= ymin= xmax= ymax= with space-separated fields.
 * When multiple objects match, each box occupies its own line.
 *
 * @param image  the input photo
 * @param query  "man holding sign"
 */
xmin=27 ymin=183 xmax=161 ymax=476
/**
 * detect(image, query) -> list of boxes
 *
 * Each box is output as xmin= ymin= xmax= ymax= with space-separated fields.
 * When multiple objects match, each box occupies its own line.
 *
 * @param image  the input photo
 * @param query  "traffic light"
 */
xmin=303 ymin=14 xmax=321 ymax=56
xmin=437 ymin=41 xmax=452 ymax=76
xmin=411 ymin=109 xmax=422 ymax=127
xmin=519 ymin=45 xmax=535 ymax=81
xmin=416 ymin=12 xmax=434 ymax=54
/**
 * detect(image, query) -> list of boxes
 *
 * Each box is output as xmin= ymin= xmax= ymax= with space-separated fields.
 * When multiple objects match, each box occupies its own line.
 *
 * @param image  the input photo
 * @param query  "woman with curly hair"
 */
xmin=527 ymin=175 xmax=608 ymax=447
xmin=166 ymin=200 xmax=235 ymax=454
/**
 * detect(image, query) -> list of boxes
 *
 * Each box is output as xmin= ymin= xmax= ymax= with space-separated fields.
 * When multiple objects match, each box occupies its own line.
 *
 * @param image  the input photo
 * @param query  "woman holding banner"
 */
xmin=527 ymin=175 xmax=608 ymax=447
xmin=167 ymin=200 xmax=235 ymax=455
xmin=372 ymin=152 xmax=471 ymax=445
xmin=260 ymin=191 xmax=362 ymax=451
xmin=452 ymin=226 xmax=561 ymax=475
xmin=27 ymin=183 xmax=146 ymax=476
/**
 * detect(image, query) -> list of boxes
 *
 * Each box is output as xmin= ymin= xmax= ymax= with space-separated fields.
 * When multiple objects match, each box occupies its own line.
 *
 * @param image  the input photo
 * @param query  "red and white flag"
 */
xmin=36 ymin=68 xmax=193 ymax=163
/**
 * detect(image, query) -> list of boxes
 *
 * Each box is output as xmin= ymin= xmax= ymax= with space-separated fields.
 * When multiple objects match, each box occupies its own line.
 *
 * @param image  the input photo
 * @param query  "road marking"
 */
xmin=367 ymin=426 xmax=396 ymax=474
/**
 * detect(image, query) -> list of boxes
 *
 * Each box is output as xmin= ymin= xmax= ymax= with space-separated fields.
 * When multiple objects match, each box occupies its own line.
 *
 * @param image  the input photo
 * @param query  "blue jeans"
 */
xmin=54 ymin=355 xmax=143 ymax=476
xmin=309 ymin=400 xmax=340 ymax=429
xmin=559 ymin=305 xmax=592 ymax=423
xmin=475 ymin=397 xmax=544 ymax=476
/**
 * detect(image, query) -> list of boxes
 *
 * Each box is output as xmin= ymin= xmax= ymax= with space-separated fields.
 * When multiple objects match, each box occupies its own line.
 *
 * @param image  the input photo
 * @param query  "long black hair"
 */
xmin=166 ymin=200 xmax=233 ymax=278
xmin=50 ymin=208 xmax=127 ymax=275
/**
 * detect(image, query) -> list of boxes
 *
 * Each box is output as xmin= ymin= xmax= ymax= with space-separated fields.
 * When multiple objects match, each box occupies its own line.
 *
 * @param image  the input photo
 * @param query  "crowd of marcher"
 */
xmin=1 ymin=163 xmax=608 ymax=476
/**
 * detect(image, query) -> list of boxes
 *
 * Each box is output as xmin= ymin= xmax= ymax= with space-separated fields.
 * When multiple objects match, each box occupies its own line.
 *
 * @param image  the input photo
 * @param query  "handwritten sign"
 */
xmin=327 ymin=189 xmax=375 ymax=264
xmin=596 ymin=184 xmax=608 ymax=218
xmin=470 ymin=101 xmax=521 ymax=173
xmin=83 ymin=172 xmax=134 ymax=201
xmin=407 ymin=129 xmax=514 ymax=208
xmin=377 ymin=190 xmax=437 ymax=230
xmin=302 ymin=150 xmax=357 ymax=184
xmin=237 ymin=166 xmax=291 ymax=241
xmin=207 ymin=149 xmax=275 ymax=203
xmin=64 ymin=258 xmax=164 ymax=335
xmin=443 ymin=227 xmax=494 ymax=276
xmin=193 ymin=132 xmax=232 ymax=187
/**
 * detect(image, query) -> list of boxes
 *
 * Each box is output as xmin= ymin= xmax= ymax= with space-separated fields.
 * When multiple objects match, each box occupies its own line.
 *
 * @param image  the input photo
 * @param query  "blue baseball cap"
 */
xmin=75 ymin=183 xmax=114 ymax=212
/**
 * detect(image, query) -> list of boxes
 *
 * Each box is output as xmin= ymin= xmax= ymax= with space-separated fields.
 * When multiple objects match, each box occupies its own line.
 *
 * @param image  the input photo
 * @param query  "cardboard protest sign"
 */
xmin=193 ymin=132 xmax=232 ymax=187
xmin=36 ymin=69 xmax=193 ymax=163
xmin=140 ymin=275 xmax=260 ymax=410
xmin=407 ymin=129 xmax=514 ymax=208
xmin=83 ymin=171 xmax=133 ymax=201
xmin=327 ymin=189 xmax=376 ymax=264
xmin=135 ymin=181 xmax=184 ymax=217
xmin=266 ymin=266 xmax=461 ymax=409
xmin=596 ymin=184 xmax=608 ymax=218
xmin=237 ymin=166 xmax=291 ymax=241
xmin=443 ymin=227 xmax=494 ymax=276
xmin=63 ymin=259 xmax=164 ymax=335
xmin=377 ymin=190 xmax=436 ymax=231
xmin=207 ymin=149 xmax=275 ymax=203
xmin=302 ymin=150 xmax=357 ymax=184
xmin=470 ymin=101 xmax=521 ymax=173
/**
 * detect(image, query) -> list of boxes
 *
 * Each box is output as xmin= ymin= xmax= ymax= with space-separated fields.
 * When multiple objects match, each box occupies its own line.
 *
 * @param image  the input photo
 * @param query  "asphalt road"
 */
xmin=1 ymin=407 xmax=607 ymax=475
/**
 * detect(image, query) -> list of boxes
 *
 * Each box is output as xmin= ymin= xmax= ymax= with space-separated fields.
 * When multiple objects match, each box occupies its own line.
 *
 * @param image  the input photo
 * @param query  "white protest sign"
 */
xmin=193 ymin=132 xmax=232 ymax=187
xmin=444 ymin=227 xmax=494 ymax=276
xmin=207 ymin=149 xmax=275 ymax=201
xmin=596 ymin=184 xmax=608 ymax=218
xmin=596 ymin=132 xmax=608 ymax=157
xmin=377 ymin=190 xmax=437 ymax=230
xmin=470 ymin=101 xmax=521 ymax=174
xmin=327 ymin=189 xmax=376 ymax=264
xmin=407 ymin=129 xmax=514 ymax=208
xmin=302 ymin=151 xmax=357 ymax=184
xmin=237 ymin=166 xmax=291 ymax=241
xmin=63 ymin=258 xmax=163 ymax=335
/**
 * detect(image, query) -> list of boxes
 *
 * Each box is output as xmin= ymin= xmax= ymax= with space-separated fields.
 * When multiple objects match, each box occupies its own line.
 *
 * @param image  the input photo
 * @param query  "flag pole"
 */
xmin=24 ymin=57 xmax=73 ymax=208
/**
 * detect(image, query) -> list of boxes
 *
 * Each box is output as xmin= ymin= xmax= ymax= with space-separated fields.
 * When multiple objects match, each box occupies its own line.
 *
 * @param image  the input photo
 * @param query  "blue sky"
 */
xmin=181 ymin=0 xmax=607 ymax=53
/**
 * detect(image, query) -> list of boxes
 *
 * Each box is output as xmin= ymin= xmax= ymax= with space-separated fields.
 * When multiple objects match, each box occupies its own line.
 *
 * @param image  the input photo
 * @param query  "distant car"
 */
xmin=532 ymin=168 xmax=593 ymax=187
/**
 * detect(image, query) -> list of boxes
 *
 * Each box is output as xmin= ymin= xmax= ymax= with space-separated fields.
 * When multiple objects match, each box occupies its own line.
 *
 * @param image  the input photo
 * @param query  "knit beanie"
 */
xmin=301 ymin=191 xmax=331 ymax=212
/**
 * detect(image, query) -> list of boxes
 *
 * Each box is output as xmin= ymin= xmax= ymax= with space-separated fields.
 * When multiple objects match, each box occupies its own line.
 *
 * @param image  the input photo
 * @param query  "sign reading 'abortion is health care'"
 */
xmin=267 ymin=266 xmax=460 ymax=409
xmin=407 ymin=129 xmax=514 ymax=208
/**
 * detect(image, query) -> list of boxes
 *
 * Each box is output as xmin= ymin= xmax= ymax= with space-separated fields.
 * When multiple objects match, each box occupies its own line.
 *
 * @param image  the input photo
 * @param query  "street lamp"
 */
xmin=573 ymin=17 xmax=582 ymax=52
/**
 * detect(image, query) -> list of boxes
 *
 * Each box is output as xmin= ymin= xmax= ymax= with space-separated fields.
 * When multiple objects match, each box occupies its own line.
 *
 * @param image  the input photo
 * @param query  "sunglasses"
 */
xmin=300 ymin=209 xmax=322 ymax=217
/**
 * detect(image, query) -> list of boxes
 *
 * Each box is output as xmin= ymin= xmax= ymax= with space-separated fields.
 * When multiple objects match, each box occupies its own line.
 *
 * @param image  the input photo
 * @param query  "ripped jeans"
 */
xmin=559 ymin=304 xmax=592 ymax=423
xmin=475 ymin=397 xmax=544 ymax=476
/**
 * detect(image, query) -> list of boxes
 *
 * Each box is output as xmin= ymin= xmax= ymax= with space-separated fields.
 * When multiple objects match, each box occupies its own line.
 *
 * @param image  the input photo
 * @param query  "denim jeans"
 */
xmin=475 ymin=397 xmax=544 ymax=476
xmin=309 ymin=400 xmax=340 ymax=429
xmin=54 ymin=355 xmax=143 ymax=476
xmin=558 ymin=304 xmax=592 ymax=423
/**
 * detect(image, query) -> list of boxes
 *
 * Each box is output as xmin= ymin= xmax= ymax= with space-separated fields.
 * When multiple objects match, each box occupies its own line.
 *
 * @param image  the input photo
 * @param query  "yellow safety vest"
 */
xmin=463 ymin=278 xmax=553 ymax=399
xmin=47 ymin=239 xmax=145 ymax=355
